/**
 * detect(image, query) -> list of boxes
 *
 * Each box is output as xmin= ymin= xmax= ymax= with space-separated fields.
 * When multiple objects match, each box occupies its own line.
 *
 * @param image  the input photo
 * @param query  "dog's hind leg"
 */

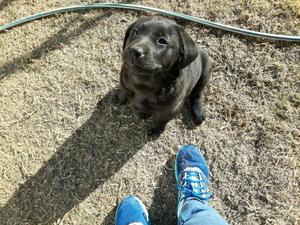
xmin=190 ymin=51 xmax=212 ymax=125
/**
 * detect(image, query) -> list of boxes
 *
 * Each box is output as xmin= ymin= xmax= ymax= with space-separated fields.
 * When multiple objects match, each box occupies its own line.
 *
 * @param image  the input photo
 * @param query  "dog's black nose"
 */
xmin=129 ymin=47 xmax=143 ymax=58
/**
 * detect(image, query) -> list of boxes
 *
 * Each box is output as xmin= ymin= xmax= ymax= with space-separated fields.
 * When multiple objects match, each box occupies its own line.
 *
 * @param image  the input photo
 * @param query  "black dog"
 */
xmin=116 ymin=16 xmax=212 ymax=135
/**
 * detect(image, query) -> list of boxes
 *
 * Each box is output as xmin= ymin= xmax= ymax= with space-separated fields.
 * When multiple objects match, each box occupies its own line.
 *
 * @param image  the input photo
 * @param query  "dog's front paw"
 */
xmin=138 ymin=112 xmax=151 ymax=120
xmin=114 ymin=89 xmax=128 ymax=105
xmin=192 ymin=113 xmax=205 ymax=125
xmin=191 ymin=100 xmax=206 ymax=125
xmin=148 ymin=126 xmax=164 ymax=137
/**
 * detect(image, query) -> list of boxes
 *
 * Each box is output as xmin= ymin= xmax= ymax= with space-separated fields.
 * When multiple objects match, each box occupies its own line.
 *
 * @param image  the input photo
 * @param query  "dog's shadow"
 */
xmin=0 ymin=91 xmax=150 ymax=225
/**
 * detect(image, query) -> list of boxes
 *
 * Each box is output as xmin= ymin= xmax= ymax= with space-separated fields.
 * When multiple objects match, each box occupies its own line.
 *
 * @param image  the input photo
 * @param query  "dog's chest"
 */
xmin=122 ymin=70 xmax=180 ymax=113
xmin=125 ymin=76 xmax=161 ymax=111
xmin=131 ymin=85 xmax=159 ymax=112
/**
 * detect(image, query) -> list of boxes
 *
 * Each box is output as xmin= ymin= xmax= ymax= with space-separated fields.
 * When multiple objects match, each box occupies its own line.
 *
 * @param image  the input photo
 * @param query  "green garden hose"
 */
xmin=0 ymin=3 xmax=299 ymax=42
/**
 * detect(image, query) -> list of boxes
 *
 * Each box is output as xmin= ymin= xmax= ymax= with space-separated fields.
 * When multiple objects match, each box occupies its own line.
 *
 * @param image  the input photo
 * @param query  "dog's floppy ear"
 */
xmin=122 ymin=22 xmax=135 ymax=49
xmin=122 ymin=17 xmax=149 ymax=49
xmin=176 ymin=26 xmax=198 ymax=69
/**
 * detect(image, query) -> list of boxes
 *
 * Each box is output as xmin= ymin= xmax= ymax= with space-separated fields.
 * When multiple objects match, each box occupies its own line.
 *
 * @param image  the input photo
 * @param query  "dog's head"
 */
xmin=122 ymin=16 xmax=198 ymax=73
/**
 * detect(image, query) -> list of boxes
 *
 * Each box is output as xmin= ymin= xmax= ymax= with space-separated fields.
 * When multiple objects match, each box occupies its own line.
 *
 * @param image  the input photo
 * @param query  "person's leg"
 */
xmin=178 ymin=198 xmax=229 ymax=225
xmin=175 ymin=145 xmax=230 ymax=225
xmin=115 ymin=195 xmax=150 ymax=225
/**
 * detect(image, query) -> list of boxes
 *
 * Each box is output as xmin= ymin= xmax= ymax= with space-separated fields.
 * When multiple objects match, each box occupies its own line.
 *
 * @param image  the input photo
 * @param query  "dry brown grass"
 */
xmin=0 ymin=0 xmax=299 ymax=225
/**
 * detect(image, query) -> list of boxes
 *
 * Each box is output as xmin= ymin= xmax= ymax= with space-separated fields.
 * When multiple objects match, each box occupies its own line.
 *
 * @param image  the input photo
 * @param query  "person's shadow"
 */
xmin=148 ymin=155 xmax=178 ymax=225
xmin=0 ymin=90 xmax=151 ymax=225
xmin=101 ymin=155 xmax=178 ymax=225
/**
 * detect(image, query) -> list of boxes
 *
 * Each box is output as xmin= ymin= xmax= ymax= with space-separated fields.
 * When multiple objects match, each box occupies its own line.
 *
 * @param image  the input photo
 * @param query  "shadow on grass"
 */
xmin=0 ymin=11 xmax=113 ymax=80
xmin=148 ymin=155 xmax=177 ymax=225
xmin=0 ymin=91 xmax=150 ymax=225
xmin=100 ymin=156 xmax=178 ymax=225
xmin=101 ymin=206 xmax=116 ymax=225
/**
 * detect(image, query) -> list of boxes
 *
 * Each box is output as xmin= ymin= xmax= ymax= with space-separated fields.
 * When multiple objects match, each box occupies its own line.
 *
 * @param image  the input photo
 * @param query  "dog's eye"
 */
xmin=157 ymin=38 xmax=168 ymax=45
xmin=132 ymin=30 xmax=138 ymax=36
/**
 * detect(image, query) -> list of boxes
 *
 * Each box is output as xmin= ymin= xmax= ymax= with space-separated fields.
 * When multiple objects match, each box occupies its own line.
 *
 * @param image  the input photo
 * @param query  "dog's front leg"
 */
xmin=149 ymin=113 xmax=175 ymax=136
xmin=190 ymin=51 xmax=212 ymax=125
xmin=114 ymin=89 xmax=128 ymax=105
xmin=138 ymin=112 xmax=152 ymax=120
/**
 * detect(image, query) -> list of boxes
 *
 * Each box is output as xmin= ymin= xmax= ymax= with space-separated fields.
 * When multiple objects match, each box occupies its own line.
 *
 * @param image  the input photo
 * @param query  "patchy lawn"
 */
xmin=0 ymin=0 xmax=299 ymax=224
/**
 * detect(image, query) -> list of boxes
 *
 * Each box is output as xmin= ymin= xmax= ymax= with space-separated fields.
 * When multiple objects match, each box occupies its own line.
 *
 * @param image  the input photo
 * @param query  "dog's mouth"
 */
xmin=122 ymin=51 xmax=162 ymax=73
xmin=132 ymin=60 xmax=161 ymax=73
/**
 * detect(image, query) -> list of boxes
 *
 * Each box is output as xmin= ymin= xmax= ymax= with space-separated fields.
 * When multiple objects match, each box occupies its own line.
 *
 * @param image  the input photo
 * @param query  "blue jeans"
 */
xmin=178 ymin=198 xmax=229 ymax=225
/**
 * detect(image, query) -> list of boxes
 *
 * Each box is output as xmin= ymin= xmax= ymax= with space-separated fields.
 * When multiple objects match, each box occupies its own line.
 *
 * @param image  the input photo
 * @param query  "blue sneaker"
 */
xmin=115 ymin=195 xmax=150 ymax=225
xmin=175 ymin=145 xmax=213 ymax=213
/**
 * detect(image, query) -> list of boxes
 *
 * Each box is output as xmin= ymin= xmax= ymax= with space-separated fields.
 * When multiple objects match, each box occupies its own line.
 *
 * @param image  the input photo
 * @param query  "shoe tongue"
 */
xmin=178 ymin=168 xmax=213 ymax=202
xmin=183 ymin=167 xmax=202 ymax=181
xmin=184 ymin=168 xmax=201 ymax=192
xmin=189 ymin=175 xmax=201 ymax=194
xmin=182 ymin=167 xmax=209 ymax=196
